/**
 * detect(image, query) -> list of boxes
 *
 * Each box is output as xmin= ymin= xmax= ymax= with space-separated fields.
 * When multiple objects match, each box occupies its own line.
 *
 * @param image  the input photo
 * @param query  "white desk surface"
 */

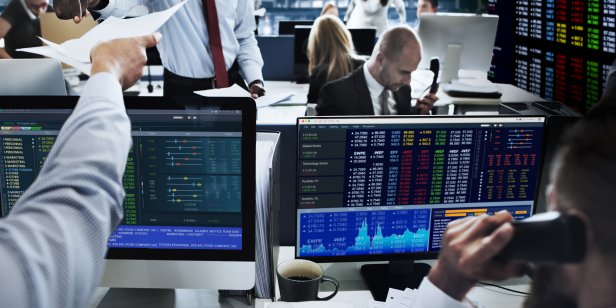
xmin=91 ymin=246 xmax=530 ymax=308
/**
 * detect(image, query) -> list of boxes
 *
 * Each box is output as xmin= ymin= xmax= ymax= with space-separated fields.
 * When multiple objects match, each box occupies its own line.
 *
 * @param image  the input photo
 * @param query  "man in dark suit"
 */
xmin=316 ymin=25 xmax=438 ymax=116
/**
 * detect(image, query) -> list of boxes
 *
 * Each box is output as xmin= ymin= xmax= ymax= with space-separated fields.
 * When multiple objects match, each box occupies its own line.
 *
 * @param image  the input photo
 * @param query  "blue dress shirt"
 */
xmin=95 ymin=0 xmax=264 ymax=83
xmin=0 ymin=73 xmax=130 ymax=307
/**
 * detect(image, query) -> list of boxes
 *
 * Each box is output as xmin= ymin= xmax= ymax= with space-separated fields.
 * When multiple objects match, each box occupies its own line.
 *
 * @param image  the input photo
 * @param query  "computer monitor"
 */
xmin=296 ymin=115 xmax=547 ymax=301
xmin=0 ymin=59 xmax=68 ymax=95
xmin=279 ymin=20 xmax=314 ymax=35
xmin=488 ymin=2 xmax=615 ymax=113
xmin=348 ymin=27 xmax=377 ymax=56
xmin=294 ymin=26 xmax=376 ymax=83
xmin=0 ymin=96 xmax=256 ymax=302
xmin=418 ymin=13 xmax=499 ymax=83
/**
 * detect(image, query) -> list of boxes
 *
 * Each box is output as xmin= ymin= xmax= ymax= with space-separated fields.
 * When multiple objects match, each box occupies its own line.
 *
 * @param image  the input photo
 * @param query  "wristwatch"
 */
xmin=249 ymin=80 xmax=264 ymax=88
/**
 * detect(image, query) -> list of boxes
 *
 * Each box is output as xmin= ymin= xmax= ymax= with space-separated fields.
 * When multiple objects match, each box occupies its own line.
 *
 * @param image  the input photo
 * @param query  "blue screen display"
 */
xmin=0 ymin=109 xmax=244 ymax=251
xmin=297 ymin=117 xmax=545 ymax=258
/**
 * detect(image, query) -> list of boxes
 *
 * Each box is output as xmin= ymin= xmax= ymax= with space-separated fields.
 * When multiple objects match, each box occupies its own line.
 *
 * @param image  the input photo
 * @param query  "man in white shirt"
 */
xmin=412 ymin=106 xmax=616 ymax=308
xmin=0 ymin=32 xmax=160 ymax=307
xmin=316 ymin=25 xmax=438 ymax=116
xmin=53 ymin=0 xmax=266 ymax=98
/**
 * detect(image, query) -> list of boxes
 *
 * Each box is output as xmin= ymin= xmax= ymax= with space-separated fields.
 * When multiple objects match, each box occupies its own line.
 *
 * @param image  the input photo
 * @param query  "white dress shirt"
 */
xmin=0 ymin=73 xmax=130 ymax=307
xmin=345 ymin=0 xmax=407 ymax=36
xmin=363 ymin=63 xmax=398 ymax=115
xmin=411 ymin=277 xmax=475 ymax=308
xmin=95 ymin=0 xmax=264 ymax=83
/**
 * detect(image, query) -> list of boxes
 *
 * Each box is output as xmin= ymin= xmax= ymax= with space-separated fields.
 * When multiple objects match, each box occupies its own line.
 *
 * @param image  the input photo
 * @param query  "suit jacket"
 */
xmin=307 ymin=59 xmax=365 ymax=104
xmin=316 ymin=65 xmax=418 ymax=116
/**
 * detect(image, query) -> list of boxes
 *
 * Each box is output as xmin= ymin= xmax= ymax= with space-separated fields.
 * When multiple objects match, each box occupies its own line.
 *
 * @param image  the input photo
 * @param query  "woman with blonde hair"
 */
xmin=307 ymin=15 xmax=366 ymax=104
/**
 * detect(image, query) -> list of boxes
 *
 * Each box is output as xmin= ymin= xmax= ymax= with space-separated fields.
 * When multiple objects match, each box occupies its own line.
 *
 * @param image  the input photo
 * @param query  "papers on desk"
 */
xmin=17 ymin=1 xmax=186 ymax=75
xmin=442 ymin=80 xmax=502 ymax=99
xmin=369 ymin=288 xmax=417 ymax=308
xmin=195 ymin=84 xmax=294 ymax=108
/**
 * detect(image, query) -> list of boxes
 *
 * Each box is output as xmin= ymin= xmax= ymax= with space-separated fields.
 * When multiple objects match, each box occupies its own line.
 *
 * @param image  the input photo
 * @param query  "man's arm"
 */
xmin=53 ymin=0 xmax=144 ymax=22
xmin=344 ymin=0 xmax=355 ymax=22
xmin=392 ymin=0 xmax=406 ymax=24
xmin=0 ymin=34 xmax=159 ymax=307
xmin=235 ymin=1 xmax=265 ymax=98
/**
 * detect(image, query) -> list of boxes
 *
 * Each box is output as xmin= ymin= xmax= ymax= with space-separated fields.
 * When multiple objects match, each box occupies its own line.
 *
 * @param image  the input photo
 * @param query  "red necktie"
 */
xmin=202 ymin=0 xmax=229 ymax=88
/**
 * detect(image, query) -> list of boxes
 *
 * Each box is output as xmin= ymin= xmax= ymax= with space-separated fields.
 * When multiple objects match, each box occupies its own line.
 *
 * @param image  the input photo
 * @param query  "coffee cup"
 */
xmin=276 ymin=259 xmax=339 ymax=302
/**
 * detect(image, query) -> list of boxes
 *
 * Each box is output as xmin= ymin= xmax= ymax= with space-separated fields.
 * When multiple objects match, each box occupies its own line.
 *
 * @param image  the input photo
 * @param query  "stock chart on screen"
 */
xmin=489 ymin=0 xmax=616 ymax=113
xmin=296 ymin=117 xmax=545 ymax=259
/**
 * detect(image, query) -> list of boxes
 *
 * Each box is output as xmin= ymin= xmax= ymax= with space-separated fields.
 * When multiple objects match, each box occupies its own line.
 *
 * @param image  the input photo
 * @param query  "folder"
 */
xmin=255 ymin=131 xmax=281 ymax=300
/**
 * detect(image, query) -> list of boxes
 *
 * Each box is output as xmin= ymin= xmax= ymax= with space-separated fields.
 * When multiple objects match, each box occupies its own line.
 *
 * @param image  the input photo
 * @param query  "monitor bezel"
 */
xmin=0 ymin=95 xmax=256 ymax=262
xmin=295 ymin=115 xmax=548 ymax=263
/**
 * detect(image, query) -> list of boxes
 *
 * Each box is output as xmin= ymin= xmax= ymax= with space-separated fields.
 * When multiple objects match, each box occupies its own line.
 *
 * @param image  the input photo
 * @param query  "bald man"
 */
xmin=316 ymin=25 xmax=438 ymax=116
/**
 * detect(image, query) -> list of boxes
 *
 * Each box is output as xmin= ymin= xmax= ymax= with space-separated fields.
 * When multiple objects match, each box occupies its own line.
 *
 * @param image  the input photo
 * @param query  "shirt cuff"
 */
xmin=411 ymin=277 xmax=475 ymax=308
xmin=79 ymin=72 xmax=123 ymax=107
xmin=92 ymin=0 xmax=116 ymax=19
xmin=240 ymin=63 xmax=264 ymax=86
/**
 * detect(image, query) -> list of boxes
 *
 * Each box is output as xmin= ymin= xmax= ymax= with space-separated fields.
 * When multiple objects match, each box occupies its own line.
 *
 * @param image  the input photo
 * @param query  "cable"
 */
xmin=477 ymin=281 xmax=530 ymax=296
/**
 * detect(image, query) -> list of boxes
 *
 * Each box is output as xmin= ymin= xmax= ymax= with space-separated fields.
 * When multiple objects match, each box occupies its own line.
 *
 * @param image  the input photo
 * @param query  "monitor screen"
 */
xmin=418 ymin=13 xmax=499 ymax=73
xmin=489 ymin=0 xmax=616 ymax=114
xmin=296 ymin=116 xmax=547 ymax=262
xmin=279 ymin=20 xmax=314 ymax=35
xmin=0 ymin=96 xmax=256 ymax=289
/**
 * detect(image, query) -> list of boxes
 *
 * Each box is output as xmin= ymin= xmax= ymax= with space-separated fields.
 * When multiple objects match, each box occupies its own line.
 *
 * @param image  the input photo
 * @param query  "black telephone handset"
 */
xmin=429 ymin=57 xmax=440 ymax=94
xmin=496 ymin=212 xmax=587 ymax=264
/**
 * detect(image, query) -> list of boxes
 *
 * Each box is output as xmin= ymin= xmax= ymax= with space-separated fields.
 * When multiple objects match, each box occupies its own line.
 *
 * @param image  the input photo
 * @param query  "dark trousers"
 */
xmin=163 ymin=61 xmax=247 ymax=96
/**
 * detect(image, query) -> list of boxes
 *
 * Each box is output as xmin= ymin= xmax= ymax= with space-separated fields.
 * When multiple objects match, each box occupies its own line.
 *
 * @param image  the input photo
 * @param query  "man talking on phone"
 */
xmin=410 ymin=102 xmax=616 ymax=308
xmin=316 ymin=26 xmax=438 ymax=116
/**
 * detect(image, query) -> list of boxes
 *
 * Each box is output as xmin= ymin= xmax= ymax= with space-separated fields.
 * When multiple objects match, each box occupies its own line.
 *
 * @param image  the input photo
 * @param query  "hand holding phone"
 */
xmin=429 ymin=57 xmax=440 ymax=94
xmin=496 ymin=212 xmax=586 ymax=263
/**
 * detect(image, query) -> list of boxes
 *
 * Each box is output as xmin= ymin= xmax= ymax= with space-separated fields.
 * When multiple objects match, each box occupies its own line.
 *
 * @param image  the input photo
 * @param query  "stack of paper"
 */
xmin=17 ymin=1 xmax=186 ymax=74
xmin=255 ymin=132 xmax=281 ymax=299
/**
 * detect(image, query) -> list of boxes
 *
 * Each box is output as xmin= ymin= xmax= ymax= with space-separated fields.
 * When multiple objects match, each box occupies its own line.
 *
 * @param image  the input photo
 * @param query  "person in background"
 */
xmin=417 ymin=0 xmax=437 ymax=18
xmin=344 ymin=0 xmax=406 ymax=36
xmin=307 ymin=14 xmax=365 ymax=105
xmin=0 ymin=33 xmax=160 ymax=307
xmin=321 ymin=2 xmax=339 ymax=17
xmin=0 ymin=0 xmax=52 ymax=58
xmin=410 ymin=105 xmax=616 ymax=308
xmin=53 ymin=0 xmax=266 ymax=99
xmin=317 ymin=25 xmax=437 ymax=116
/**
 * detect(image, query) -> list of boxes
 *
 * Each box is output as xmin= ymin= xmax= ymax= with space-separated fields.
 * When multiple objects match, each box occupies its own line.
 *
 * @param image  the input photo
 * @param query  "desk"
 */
xmin=90 ymin=246 xmax=531 ymax=308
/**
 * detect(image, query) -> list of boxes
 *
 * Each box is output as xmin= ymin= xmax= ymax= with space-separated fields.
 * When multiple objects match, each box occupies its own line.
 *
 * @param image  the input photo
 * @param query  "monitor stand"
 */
xmin=97 ymin=288 xmax=175 ymax=308
xmin=360 ymin=260 xmax=431 ymax=302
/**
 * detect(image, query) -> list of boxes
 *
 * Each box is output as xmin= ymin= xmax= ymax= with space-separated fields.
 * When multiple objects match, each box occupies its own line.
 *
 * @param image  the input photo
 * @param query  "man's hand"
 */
xmin=428 ymin=211 xmax=525 ymax=301
xmin=53 ymin=0 xmax=99 ymax=23
xmin=90 ymin=33 xmax=162 ymax=90
xmin=416 ymin=93 xmax=438 ymax=114
xmin=249 ymin=80 xmax=266 ymax=99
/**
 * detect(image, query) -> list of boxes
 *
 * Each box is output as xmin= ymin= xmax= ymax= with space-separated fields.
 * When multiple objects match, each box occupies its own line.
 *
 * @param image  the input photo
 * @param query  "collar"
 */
xmin=363 ymin=62 xmax=385 ymax=97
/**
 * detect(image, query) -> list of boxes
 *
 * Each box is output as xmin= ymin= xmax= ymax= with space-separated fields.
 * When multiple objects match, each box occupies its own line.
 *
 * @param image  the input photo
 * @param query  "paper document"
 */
xmin=195 ymin=84 xmax=294 ymax=108
xmin=18 ymin=1 xmax=186 ymax=74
